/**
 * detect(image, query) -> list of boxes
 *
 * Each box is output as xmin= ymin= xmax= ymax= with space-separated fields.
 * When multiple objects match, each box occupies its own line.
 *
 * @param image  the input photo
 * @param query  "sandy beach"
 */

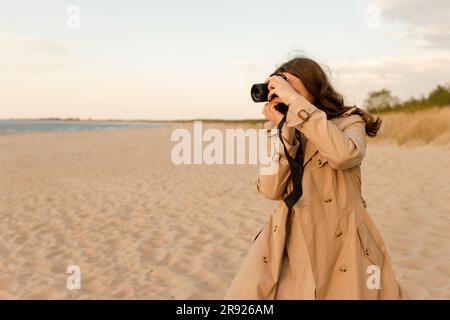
xmin=0 ymin=125 xmax=449 ymax=299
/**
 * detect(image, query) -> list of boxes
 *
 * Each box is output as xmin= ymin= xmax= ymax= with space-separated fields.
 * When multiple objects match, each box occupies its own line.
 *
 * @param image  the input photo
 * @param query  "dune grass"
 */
xmin=370 ymin=106 xmax=450 ymax=146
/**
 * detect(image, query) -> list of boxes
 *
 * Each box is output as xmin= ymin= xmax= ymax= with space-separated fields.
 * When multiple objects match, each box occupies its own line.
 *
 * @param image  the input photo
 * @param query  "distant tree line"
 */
xmin=364 ymin=84 xmax=450 ymax=113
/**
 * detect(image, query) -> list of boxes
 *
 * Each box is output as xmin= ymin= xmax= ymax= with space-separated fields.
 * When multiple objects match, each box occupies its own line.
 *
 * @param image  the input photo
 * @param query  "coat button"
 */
xmin=325 ymin=198 xmax=332 ymax=203
xmin=365 ymin=249 xmax=370 ymax=256
xmin=263 ymin=256 xmax=271 ymax=263
xmin=273 ymin=225 xmax=278 ymax=232
xmin=339 ymin=265 xmax=347 ymax=272
xmin=316 ymin=159 xmax=322 ymax=166
xmin=335 ymin=230 xmax=343 ymax=238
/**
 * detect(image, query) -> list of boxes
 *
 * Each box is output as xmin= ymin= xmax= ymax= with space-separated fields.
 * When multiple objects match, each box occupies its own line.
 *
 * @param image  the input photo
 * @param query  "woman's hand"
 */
xmin=262 ymin=102 xmax=283 ymax=126
xmin=262 ymin=102 xmax=295 ymax=144
xmin=264 ymin=75 xmax=302 ymax=106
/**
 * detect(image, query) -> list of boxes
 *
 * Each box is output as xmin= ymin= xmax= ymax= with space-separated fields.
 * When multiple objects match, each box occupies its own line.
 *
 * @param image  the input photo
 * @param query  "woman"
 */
xmin=224 ymin=56 xmax=408 ymax=299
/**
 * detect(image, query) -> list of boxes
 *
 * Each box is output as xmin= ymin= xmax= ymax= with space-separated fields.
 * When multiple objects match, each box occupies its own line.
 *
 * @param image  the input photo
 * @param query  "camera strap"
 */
xmin=276 ymin=113 xmax=304 ymax=210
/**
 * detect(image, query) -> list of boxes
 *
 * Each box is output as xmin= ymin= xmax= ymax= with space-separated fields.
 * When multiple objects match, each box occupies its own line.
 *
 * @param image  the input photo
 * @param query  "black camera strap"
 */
xmin=276 ymin=113 xmax=304 ymax=210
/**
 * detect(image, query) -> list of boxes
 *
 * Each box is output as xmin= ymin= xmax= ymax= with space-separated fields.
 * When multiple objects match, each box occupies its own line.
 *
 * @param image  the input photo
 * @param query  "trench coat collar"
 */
xmin=264 ymin=106 xmax=358 ymax=167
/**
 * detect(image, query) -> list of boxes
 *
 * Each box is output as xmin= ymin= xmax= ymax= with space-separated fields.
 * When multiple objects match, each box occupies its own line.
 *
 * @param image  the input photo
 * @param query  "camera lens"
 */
xmin=250 ymin=83 xmax=270 ymax=102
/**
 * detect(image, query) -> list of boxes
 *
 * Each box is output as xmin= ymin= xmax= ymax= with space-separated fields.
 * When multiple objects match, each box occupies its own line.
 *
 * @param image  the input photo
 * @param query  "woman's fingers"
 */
xmin=263 ymin=102 xmax=274 ymax=119
xmin=269 ymin=108 xmax=282 ymax=125
xmin=267 ymin=76 xmax=283 ymax=95
xmin=262 ymin=103 xmax=269 ymax=119
xmin=263 ymin=102 xmax=283 ymax=125
xmin=268 ymin=88 xmax=277 ymax=101
xmin=265 ymin=75 xmax=277 ymax=86
xmin=263 ymin=102 xmax=275 ymax=115
xmin=267 ymin=78 xmax=276 ymax=90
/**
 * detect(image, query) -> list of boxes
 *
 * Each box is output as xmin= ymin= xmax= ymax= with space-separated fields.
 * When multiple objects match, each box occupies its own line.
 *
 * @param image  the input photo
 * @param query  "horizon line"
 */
xmin=0 ymin=117 xmax=268 ymax=123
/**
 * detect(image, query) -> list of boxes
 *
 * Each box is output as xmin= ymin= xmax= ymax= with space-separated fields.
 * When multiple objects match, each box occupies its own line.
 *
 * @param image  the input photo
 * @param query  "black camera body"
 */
xmin=250 ymin=74 xmax=289 ymax=114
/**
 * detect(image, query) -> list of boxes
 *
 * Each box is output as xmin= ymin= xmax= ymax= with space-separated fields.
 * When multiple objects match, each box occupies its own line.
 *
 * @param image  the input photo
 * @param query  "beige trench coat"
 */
xmin=224 ymin=95 xmax=408 ymax=300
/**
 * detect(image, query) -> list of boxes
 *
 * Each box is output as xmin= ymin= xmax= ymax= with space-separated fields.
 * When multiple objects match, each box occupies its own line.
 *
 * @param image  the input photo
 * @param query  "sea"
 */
xmin=0 ymin=120 xmax=170 ymax=134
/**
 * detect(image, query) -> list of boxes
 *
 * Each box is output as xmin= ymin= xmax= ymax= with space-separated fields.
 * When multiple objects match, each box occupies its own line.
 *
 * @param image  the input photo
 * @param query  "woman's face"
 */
xmin=270 ymin=72 xmax=315 ymax=105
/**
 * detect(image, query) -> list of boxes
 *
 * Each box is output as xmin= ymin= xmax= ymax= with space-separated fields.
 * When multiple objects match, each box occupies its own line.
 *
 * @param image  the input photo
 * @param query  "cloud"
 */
xmin=330 ymin=55 xmax=450 ymax=107
xmin=370 ymin=0 xmax=450 ymax=49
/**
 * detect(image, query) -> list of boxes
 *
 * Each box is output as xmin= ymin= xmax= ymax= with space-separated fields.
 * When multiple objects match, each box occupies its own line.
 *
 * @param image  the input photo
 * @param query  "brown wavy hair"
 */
xmin=271 ymin=55 xmax=381 ymax=137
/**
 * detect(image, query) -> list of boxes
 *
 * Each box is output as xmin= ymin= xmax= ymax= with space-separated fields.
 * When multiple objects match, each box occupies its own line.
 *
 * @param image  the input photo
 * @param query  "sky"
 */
xmin=0 ymin=0 xmax=449 ymax=120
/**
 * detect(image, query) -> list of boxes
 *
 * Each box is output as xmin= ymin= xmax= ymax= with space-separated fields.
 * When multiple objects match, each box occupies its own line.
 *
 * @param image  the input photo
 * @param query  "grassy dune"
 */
xmin=371 ymin=106 xmax=450 ymax=146
xmin=195 ymin=106 xmax=450 ymax=147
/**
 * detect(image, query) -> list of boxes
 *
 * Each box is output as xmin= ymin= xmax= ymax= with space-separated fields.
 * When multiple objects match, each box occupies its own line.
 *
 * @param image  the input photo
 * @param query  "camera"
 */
xmin=250 ymin=73 xmax=289 ymax=114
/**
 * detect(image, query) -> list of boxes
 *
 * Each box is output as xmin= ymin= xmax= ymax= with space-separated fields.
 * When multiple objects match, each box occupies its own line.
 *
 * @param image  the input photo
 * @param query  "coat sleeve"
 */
xmin=254 ymin=121 xmax=300 ymax=200
xmin=285 ymin=95 xmax=367 ymax=170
